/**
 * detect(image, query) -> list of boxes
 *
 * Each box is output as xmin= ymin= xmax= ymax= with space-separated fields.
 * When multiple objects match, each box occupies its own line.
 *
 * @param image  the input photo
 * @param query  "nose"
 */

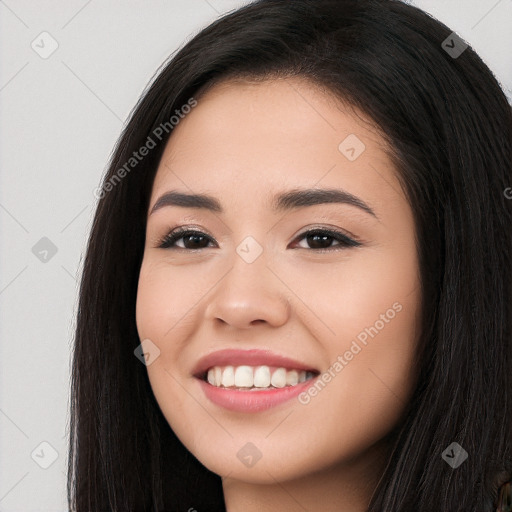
xmin=204 ymin=247 xmax=290 ymax=330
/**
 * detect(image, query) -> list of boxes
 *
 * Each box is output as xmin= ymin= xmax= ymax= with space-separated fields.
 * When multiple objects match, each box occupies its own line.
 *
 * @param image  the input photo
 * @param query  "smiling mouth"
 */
xmin=200 ymin=364 xmax=319 ymax=391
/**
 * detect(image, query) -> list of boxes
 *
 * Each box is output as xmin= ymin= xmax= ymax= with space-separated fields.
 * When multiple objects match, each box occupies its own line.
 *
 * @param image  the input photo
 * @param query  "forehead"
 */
xmin=151 ymin=77 xmax=401 ymax=214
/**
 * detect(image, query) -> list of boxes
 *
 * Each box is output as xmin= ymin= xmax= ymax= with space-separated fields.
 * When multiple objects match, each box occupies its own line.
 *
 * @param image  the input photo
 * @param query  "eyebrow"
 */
xmin=149 ymin=188 xmax=377 ymax=218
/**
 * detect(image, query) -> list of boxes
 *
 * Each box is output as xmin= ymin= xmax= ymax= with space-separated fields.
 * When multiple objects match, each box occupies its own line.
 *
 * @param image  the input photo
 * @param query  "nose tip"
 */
xmin=204 ymin=262 xmax=290 ymax=329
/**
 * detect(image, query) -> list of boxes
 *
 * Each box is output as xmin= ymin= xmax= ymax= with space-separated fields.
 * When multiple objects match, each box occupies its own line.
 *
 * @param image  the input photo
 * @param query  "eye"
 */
xmin=156 ymin=226 xmax=362 ymax=251
xmin=292 ymin=228 xmax=362 ymax=251
xmin=157 ymin=228 xmax=215 ymax=250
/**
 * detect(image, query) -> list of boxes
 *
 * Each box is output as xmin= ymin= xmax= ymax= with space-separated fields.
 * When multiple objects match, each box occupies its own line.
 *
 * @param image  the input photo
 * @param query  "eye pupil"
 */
xmin=307 ymin=233 xmax=334 ymax=249
xmin=184 ymin=233 xmax=209 ymax=249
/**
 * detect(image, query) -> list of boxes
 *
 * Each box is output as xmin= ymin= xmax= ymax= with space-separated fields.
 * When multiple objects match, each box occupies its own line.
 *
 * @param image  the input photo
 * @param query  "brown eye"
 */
xmin=292 ymin=229 xmax=361 ymax=251
xmin=158 ymin=229 xmax=215 ymax=250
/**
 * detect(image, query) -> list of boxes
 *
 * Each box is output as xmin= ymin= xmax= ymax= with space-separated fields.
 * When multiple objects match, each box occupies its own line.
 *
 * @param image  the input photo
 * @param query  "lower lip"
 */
xmin=196 ymin=376 xmax=317 ymax=412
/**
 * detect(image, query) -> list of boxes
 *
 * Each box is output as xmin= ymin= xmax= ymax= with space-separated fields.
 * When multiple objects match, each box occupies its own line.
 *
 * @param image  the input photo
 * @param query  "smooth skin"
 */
xmin=136 ymin=77 xmax=422 ymax=512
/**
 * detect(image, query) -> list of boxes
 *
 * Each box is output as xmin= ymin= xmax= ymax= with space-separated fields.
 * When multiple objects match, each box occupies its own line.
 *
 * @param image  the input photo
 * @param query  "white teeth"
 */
xmin=221 ymin=366 xmax=235 ymax=387
xmin=214 ymin=366 xmax=222 ymax=386
xmin=234 ymin=365 xmax=253 ymax=387
xmin=286 ymin=370 xmax=299 ymax=386
xmin=205 ymin=365 xmax=315 ymax=389
xmin=270 ymin=368 xmax=287 ymax=388
xmin=253 ymin=366 xmax=271 ymax=387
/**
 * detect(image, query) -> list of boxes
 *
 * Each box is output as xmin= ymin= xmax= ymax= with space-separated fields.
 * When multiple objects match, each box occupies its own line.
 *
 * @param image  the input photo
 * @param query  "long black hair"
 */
xmin=68 ymin=1 xmax=512 ymax=510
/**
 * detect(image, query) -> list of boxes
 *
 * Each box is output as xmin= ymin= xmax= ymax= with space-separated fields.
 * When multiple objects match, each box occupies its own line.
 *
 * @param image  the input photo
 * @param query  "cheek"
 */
xmin=135 ymin=259 xmax=204 ymax=342
xmin=279 ymin=241 xmax=421 ymax=434
xmin=135 ymin=261 xmax=195 ymax=430
xmin=322 ymin=247 xmax=421 ymax=442
xmin=135 ymin=258 xmax=217 ymax=407
xmin=288 ymin=291 xmax=420 ymax=474
xmin=135 ymin=261 xmax=190 ymax=389
xmin=272 ymin=237 xmax=420 ymax=348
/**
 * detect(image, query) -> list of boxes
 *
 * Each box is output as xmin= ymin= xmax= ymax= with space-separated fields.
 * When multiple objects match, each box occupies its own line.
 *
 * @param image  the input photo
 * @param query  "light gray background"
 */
xmin=0 ymin=1 xmax=511 ymax=510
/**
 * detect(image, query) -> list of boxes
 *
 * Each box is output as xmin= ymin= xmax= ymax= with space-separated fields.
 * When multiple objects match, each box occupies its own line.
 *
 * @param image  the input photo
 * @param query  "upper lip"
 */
xmin=192 ymin=348 xmax=319 ymax=378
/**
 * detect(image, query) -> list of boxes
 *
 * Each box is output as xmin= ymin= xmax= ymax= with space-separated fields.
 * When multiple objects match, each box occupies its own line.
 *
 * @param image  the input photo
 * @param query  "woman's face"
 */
xmin=136 ymin=77 xmax=421 ymax=486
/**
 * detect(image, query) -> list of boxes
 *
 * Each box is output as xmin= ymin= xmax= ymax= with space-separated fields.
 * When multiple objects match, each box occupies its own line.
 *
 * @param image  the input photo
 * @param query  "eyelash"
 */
xmin=156 ymin=226 xmax=362 ymax=252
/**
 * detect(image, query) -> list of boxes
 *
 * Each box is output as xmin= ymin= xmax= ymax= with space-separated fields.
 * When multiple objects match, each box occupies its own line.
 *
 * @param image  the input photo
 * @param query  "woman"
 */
xmin=68 ymin=0 xmax=512 ymax=510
